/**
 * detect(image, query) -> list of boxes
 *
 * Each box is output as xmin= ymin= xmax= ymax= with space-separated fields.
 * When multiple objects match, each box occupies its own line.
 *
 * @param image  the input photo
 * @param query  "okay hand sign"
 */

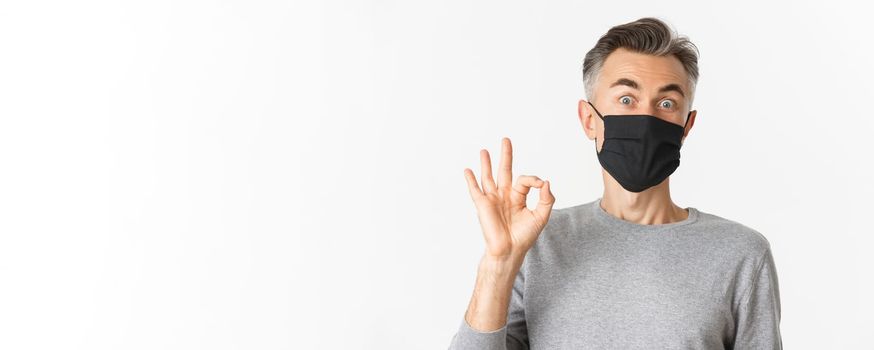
xmin=463 ymin=137 xmax=556 ymax=262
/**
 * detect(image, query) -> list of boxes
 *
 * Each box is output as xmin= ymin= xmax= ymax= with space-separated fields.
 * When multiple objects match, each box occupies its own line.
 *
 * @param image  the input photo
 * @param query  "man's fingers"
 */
xmin=510 ymin=175 xmax=544 ymax=207
xmin=534 ymin=180 xmax=556 ymax=222
xmin=480 ymin=149 xmax=497 ymax=194
xmin=464 ymin=168 xmax=484 ymax=201
xmin=497 ymin=137 xmax=513 ymax=192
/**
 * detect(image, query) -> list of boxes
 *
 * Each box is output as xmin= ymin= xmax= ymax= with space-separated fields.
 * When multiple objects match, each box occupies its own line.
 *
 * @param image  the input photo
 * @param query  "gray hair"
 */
xmin=582 ymin=17 xmax=700 ymax=108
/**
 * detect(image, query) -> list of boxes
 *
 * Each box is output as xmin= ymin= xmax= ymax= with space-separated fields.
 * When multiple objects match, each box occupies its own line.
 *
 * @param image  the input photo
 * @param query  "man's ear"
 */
xmin=578 ymin=99 xmax=597 ymax=140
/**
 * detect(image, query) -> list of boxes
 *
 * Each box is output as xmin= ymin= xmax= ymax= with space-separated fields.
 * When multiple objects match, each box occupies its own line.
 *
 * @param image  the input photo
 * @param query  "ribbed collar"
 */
xmin=591 ymin=197 xmax=699 ymax=233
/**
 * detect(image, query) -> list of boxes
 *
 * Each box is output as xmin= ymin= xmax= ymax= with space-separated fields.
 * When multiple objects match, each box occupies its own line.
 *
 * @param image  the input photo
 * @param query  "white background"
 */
xmin=1 ymin=1 xmax=872 ymax=349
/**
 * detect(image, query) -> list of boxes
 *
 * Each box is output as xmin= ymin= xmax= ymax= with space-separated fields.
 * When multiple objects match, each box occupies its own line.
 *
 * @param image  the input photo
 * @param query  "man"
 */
xmin=449 ymin=17 xmax=781 ymax=349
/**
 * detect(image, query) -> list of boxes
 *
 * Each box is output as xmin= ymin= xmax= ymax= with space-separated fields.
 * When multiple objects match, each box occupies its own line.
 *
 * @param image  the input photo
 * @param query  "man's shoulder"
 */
xmin=525 ymin=200 xmax=604 ymax=254
xmin=538 ymin=200 xmax=598 ymax=236
xmin=694 ymin=208 xmax=772 ymax=255
xmin=549 ymin=199 xmax=599 ymax=223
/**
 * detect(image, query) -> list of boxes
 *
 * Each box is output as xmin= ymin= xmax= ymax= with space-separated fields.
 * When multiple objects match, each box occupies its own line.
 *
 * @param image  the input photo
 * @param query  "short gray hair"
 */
xmin=582 ymin=17 xmax=700 ymax=108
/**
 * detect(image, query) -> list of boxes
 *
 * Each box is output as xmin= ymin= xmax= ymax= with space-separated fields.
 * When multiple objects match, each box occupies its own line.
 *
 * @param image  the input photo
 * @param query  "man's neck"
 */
xmin=600 ymin=171 xmax=688 ymax=225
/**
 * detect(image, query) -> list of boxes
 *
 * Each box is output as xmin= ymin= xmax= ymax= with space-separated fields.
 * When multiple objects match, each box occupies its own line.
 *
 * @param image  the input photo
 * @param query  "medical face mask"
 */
xmin=588 ymin=101 xmax=691 ymax=193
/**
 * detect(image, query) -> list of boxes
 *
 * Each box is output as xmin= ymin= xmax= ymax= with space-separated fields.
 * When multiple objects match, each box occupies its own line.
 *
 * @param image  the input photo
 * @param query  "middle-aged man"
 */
xmin=449 ymin=17 xmax=782 ymax=349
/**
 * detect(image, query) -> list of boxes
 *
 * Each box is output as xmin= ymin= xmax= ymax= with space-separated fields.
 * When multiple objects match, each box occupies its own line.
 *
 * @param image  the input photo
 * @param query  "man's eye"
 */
xmin=660 ymin=100 xmax=674 ymax=109
xmin=619 ymin=96 xmax=632 ymax=105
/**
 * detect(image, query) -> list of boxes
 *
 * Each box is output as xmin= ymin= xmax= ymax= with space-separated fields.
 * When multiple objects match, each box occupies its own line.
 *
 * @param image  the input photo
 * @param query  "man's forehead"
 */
xmin=598 ymin=48 xmax=689 ymax=93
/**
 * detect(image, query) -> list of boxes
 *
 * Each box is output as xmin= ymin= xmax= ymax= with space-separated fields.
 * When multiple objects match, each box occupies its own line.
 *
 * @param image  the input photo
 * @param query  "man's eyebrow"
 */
xmin=658 ymin=83 xmax=686 ymax=98
xmin=609 ymin=78 xmax=686 ymax=98
xmin=609 ymin=78 xmax=639 ymax=90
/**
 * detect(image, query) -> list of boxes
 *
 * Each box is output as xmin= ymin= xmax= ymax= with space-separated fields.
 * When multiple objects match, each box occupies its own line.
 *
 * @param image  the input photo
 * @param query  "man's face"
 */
xmin=578 ymin=47 xmax=696 ymax=153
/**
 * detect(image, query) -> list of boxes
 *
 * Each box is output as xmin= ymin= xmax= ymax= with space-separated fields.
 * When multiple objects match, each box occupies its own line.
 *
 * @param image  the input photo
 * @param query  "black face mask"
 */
xmin=588 ymin=101 xmax=691 ymax=193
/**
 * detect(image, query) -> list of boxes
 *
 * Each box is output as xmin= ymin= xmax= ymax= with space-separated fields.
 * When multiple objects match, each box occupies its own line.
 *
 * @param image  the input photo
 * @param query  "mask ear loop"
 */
xmin=679 ymin=110 xmax=692 ymax=148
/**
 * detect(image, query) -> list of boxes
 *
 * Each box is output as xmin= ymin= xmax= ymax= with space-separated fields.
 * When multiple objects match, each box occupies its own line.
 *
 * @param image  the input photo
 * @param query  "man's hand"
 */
xmin=460 ymin=137 xmax=556 ymax=332
xmin=463 ymin=137 xmax=556 ymax=263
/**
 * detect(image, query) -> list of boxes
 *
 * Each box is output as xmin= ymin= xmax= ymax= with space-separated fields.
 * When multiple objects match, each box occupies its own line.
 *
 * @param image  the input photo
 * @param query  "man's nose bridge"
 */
xmin=637 ymin=104 xmax=658 ymax=116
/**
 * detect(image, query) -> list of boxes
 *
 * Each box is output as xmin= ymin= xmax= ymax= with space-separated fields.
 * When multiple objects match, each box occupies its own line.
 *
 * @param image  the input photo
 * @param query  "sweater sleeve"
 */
xmin=732 ymin=247 xmax=783 ymax=349
xmin=448 ymin=264 xmax=529 ymax=350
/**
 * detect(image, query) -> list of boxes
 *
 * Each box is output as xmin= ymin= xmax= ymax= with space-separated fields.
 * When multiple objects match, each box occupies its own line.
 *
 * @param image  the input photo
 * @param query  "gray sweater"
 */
xmin=449 ymin=197 xmax=781 ymax=349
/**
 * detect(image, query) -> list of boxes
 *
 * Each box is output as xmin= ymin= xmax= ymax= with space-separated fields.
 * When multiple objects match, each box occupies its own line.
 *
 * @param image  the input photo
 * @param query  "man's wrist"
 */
xmin=478 ymin=253 xmax=523 ymax=280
